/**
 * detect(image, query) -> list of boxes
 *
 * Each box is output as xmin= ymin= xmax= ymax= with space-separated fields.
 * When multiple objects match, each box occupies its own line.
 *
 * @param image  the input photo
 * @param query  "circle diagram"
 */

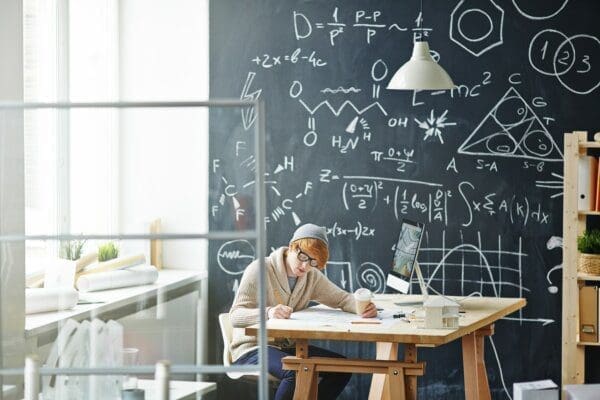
xmin=217 ymin=240 xmax=256 ymax=275
xmin=529 ymin=29 xmax=599 ymax=95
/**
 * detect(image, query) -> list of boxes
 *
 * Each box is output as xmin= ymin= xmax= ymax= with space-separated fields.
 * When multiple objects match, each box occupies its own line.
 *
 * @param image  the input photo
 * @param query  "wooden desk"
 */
xmin=246 ymin=295 xmax=526 ymax=400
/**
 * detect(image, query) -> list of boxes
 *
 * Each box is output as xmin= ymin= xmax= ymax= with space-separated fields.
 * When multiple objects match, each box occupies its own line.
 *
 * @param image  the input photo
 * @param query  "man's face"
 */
xmin=289 ymin=249 xmax=317 ymax=277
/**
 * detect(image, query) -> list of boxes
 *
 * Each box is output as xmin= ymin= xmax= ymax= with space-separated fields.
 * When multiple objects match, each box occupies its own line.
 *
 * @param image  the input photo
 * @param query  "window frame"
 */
xmin=23 ymin=0 xmax=120 ymax=272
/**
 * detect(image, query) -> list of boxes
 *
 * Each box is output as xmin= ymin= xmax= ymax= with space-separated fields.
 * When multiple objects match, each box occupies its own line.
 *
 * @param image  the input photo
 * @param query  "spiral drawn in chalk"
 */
xmin=357 ymin=262 xmax=386 ymax=294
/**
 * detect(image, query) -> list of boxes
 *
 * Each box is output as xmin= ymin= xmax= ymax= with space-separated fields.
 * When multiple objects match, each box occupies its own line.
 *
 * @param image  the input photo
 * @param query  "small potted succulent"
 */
xmin=98 ymin=242 xmax=119 ymax=262
xmin=577 ymin=229 xmax=600 ymax=275
xmin=60 ymin=239 xmax=86 ymax=261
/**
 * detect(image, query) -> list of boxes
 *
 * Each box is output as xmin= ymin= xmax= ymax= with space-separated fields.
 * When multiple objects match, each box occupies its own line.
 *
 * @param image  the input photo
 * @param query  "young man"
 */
xmin=229 ymin=223 xmax=377 ymax=400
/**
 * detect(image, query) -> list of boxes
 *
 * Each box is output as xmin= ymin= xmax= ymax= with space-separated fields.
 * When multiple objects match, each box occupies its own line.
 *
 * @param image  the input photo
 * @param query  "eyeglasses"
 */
xmin=296 ymin=249 xmax=319 ymax=267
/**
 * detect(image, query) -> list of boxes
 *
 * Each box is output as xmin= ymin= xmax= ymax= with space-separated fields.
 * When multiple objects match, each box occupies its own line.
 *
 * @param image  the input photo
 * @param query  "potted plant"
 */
xmin=577 ymin=229 xmax=600 ymax=275
xmin=98 ymin=242 xmax=119 ymax=262
xmin=60 ymin=239 xmax=86 ymax=261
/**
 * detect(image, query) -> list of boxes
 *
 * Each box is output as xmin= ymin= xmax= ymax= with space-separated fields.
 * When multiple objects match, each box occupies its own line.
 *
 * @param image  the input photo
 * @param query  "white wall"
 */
xmin=119 ymin=0 xmax=209 ymax=271
xmin=117 ymin=0 xmax=210 ymax=367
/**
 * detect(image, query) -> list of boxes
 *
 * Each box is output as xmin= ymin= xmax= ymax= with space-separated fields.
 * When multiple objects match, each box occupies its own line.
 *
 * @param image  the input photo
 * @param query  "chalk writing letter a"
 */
xmin=446 ymin=157 xmax=458 ymax=173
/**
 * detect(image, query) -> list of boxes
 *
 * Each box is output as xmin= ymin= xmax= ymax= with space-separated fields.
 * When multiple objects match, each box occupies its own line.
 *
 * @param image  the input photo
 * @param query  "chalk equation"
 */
xmin=294 ymin=7 xmax=407 ymax=46
xmin=251 ymin=48 xmax=327 ymax=69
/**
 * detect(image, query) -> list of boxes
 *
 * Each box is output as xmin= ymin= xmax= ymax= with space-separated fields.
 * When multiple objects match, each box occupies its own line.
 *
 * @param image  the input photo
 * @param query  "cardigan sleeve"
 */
xmin=310 ymin=270 xmax=357 ymax=314
xmin=229 ymin=259 xmax=270 ymax=327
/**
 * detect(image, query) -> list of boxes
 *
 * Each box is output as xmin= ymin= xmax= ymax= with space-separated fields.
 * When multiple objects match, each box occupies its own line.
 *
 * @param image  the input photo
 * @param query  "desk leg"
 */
xmin=404 ymin=344 xmax=417 ymax=400
xmin=462 ymin=325 xmax=493 ymax=400
xmin=368 ymin=342 xmax=398 ymax=400
xmin=293 ymin=339 xmax=317 ymax=400
xmin=296 ymin=339 xmax=309 ymax=358
xmin=293 ymin=363 xmax=317 ymax=400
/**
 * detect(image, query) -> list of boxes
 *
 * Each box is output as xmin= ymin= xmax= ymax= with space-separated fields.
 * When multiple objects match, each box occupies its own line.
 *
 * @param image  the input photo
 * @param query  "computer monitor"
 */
xmin=386 ymin=219 xmax=429 ymax=301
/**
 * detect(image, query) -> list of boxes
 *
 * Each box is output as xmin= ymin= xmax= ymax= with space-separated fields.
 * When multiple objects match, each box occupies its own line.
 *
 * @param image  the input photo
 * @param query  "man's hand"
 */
xmin=361 ymin=302 xmax=378 ymax=318
xmin=268 ymin=304 xmax=293 ymax=319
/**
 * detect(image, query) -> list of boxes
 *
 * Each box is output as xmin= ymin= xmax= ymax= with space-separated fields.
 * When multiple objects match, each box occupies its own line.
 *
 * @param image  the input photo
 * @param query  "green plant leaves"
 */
xmin=577 ymin=229 xmax=600 ymax=254
xmin=98 ymin=242 xmax=119 ymax=262
xmin=60 ymin=240 xmax=86 ymax=260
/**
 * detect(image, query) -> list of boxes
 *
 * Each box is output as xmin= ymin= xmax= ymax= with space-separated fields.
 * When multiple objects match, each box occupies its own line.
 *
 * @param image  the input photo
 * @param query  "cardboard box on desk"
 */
xmin=513 ymin=380 xmax=558 ymax=400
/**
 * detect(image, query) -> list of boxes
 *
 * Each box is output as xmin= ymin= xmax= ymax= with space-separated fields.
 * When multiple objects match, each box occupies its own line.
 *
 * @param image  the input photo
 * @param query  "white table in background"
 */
xmin=26 ymin=269 xmax=207 ymax=346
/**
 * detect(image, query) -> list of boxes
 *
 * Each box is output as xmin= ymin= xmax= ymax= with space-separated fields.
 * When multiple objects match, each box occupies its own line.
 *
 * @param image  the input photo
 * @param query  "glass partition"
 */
xmin=0 ymin=100 xmax=268 ymax=400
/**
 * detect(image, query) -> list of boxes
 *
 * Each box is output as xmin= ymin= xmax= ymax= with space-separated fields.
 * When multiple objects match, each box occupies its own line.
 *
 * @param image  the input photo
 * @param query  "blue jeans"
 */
xmin=234 ymin=345 xmax=351 ymax=400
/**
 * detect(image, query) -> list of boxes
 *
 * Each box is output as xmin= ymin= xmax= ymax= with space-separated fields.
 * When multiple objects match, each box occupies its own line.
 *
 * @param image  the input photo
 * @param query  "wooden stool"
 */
xmin=282 ymin=356 xmax=425 ymax=400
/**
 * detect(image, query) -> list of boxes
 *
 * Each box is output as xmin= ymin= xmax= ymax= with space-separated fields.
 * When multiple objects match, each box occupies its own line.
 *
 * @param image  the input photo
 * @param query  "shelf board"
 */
xmin=578 ymin=210 xmax=600 ymax=216
xmin=578 ymin=273 xmax=600 ymax=281
xmin=578 ymin=341 xmax=600 ymax=346
xmin=579 ymin=141 xmax=600 ymax=148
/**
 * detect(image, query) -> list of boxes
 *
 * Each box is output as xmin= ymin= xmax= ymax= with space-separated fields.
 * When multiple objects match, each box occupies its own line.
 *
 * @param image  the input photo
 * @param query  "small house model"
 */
xmin=423 ymin=297 xmax=460 ymax=329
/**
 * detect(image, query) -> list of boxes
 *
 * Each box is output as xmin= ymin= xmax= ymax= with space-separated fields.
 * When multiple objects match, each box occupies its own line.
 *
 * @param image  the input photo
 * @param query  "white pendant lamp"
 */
xmin=387 ymin=0 xmax=455 ymax=91
xmin=386 ymin=41 xmax=455 ymax=90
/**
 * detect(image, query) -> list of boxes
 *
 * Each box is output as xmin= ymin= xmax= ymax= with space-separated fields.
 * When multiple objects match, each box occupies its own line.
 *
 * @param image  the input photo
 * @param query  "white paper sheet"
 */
xmin=25 ymin=287 xmax=79 ymax=314
xmin=285 ymin=305 xmax=410 ymax=328
xmin=290 ymin=307 xmax=359 ymax=323
xmin=76 ymin=265 xmax=159 ymax=292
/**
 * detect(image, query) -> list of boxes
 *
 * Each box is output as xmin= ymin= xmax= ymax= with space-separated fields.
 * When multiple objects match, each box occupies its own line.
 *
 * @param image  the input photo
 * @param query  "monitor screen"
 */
xmin=387 ymin=219 xmax=425 ymax=293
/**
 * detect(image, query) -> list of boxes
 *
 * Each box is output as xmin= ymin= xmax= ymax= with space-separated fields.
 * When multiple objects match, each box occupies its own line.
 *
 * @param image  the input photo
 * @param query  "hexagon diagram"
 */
xmin=450 ymin=0 xmax=504 ymax=57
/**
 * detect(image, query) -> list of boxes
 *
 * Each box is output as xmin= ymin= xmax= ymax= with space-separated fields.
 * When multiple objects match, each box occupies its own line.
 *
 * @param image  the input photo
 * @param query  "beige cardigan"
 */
xmin=229 ymin=247 xmax=357 ymax=361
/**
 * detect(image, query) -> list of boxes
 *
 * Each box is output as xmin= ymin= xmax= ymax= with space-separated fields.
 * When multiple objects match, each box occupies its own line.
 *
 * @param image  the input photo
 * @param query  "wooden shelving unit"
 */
xmin=562 ymin=131 xmax=600 ymax=389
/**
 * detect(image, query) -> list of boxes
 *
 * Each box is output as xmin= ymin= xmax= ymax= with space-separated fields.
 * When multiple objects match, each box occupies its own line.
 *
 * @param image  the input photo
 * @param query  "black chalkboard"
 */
xmin=208 ymin=1 xmax=600 ymax=398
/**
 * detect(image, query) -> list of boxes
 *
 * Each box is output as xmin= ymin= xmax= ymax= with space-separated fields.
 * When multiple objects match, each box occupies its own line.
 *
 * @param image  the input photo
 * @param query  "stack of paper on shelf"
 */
xmin=76 ymin=265 xmax=159 ymax=292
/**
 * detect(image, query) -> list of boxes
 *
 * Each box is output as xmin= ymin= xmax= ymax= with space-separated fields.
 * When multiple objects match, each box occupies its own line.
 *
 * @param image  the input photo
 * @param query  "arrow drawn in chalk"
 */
xmin=240 ymin=72 xmax=262 ymax=130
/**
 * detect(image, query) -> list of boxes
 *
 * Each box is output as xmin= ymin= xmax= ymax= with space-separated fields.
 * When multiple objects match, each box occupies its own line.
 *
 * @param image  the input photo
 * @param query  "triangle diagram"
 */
xmin=458 ymin=87 xmax=563 ymax=162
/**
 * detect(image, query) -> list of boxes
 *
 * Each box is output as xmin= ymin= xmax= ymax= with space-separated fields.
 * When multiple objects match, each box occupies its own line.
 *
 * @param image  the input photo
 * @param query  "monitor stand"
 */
xmin=393 ymin=262 xmax=429 ymax=307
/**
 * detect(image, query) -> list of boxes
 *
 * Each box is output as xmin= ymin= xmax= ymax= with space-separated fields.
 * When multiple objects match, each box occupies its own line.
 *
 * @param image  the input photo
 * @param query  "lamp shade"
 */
xmin=386 ymin=41 xmax=455 ymax=90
